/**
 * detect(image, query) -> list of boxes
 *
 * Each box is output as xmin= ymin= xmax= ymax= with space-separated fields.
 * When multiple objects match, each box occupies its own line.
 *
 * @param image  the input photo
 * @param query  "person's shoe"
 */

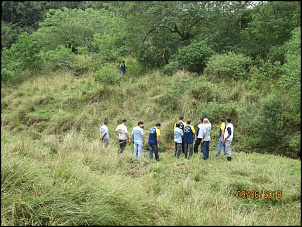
xmin=216 ymin=154 xmax=219 ymax=156
xmin=226 ymin=157 xmax=232 ymax=161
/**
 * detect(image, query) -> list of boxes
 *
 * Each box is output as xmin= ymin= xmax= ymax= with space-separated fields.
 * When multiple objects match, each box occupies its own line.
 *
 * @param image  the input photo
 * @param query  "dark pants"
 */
xmin=149 ymin=144 xmax=159 ymax=161
xmin=184 ymin=143 xmax=193 ymax=159
xmin=118 ymin=140 xmax=127 ymax=154
xmin=202 ymin=140 xmax=210 ymax=160
xmin=194 ymin=138 xmax=202 ymax=153
xmin=175 ymin=143 xmax=182 ymax=159
xmin=175 ymin=140 xmax=185 ymax=154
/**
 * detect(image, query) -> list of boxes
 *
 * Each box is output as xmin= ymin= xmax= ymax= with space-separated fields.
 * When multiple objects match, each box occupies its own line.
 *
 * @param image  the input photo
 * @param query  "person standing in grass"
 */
xmin=148 ymin=123 xmax=161 ymax=161
xmin=174 ymin=122 xmax=184 ymax=159
xmin=132 ymin=121 xmax=145 ymax=158
xmin=216 ymin=118 xmax=226 ymax=156
xmin=184 ymin=119 xmax=195 ymax=159
xmin=100 ymin=118 xmax=109 ymax=148
xmin=115 ymin=119 xmax=131 ymax=154
xmin=120 ymin=60 xmax=126 ymax=75
xmin=174 ymin=116 xmax=186 ymax=155
xmin=201 ymin=118 xmax=211 ymax=160
xmin=223 ymin=117 xmax=234 ymax=161
xmin=193 ymin=117 xmax=204 ymax=154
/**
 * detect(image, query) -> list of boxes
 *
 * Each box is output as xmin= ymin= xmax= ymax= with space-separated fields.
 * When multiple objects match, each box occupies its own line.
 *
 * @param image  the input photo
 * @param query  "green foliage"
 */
xmin=204 ymin=52 xmax=252 ymax=81
xmin=254 ymin=94 xmax=283 ymax=148
xmin=32 ymin=8 xmax=111 ymax=52
xmin=238 ymin=1 xmax=301 ymax=59
xmin=1 ymin=32 xmax=42 ymax=85
xmin=93 ymin=64 xmax=120 ymax=85
xmin=278 ymin=27 xmax=301 ymax=125
xmin=167 ymin=41 xmax=215 ymax=74
xmin=287 ymin=133 xmax=301 ymax=153
xmin=39 ymin=45 xmax=76 ymax=72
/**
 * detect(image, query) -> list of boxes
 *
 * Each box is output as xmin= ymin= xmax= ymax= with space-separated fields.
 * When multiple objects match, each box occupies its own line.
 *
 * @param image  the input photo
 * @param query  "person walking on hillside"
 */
xmin=132 ymin=121 xmax=145 ymax=158
xmin=184 ymin=119 xmax=195 ymax=159
xmin=174 ymin=122 xmax=184 ymax=159
xmin=115 ymin=119 xmax=131 ymax=154
xmin=100 ymin=118 xmax=109 ymax=148
xmin=120 ymin=60 xmax=126 ymax=75
xmin=216 ymin=118 xmax=227 ymax=156
xmin=201 ymin=118 xmax=211 ymax=160
xmin=223 ymin=117 xmax=234 ymax=161
xmin=193 ymin=118 xmax=204 ymax=154
xmin=148 ymin=123 xmax=161 ymax=161
xmin=174 ymin=116 xmax=186 ymax=155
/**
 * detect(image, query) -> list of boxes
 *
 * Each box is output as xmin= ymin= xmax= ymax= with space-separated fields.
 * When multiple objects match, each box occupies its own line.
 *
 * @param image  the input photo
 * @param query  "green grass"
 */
xmin=1 ymin=70 xmax=301 ymax=226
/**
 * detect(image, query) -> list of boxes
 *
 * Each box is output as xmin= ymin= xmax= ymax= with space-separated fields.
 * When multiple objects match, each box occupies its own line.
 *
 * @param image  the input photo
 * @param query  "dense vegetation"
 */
xmin=1 ymin=1 xmax=301 ymax=226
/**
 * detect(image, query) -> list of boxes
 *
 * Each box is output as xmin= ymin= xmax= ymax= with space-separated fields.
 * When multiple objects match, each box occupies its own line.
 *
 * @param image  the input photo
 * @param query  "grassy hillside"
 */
xmin=1 ymin=69 xmax=301 ymax=225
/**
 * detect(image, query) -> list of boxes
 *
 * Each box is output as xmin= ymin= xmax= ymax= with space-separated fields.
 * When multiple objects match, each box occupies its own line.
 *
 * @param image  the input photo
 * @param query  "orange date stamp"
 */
xmin=235 ymin=190 xmax=282 ymax=199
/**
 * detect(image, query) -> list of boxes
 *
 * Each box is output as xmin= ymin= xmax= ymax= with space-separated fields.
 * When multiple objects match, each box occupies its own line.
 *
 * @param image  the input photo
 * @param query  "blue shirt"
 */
xmin=202 ymin=123 xmax=211 ymax=141
xmin=184 ymin=125 xmax=195 ymax=144
xmin=148 ymin=127 xmax=160 ymax=145
xmin=100 ymin=125 xmax=109 ymax=140
xmin=132 ymin=126 xmax=144 ymax=144
xmin=174 ymin=128 xmax=183 ymax=143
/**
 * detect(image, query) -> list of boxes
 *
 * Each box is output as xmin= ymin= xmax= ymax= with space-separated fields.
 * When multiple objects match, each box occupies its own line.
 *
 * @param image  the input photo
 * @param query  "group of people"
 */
xmin=100 ymin=119 xmax=161 ymax=161
xmin=99 ymin=116 xmax=234 ymax=162
xmin=173 ymin=116 xmax=234 ymax=161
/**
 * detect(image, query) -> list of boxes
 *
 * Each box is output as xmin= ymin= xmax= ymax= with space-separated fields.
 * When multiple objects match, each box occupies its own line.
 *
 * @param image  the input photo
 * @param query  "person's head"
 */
xmin=199 ymin=118 xmax=204 ymax=123
xmin=175 ymin=122 xmax=180 ymax=128
xmin=104 ymin=118 xmax=108 ymax=125
xmin=186 ymin=119 xmax=191 ymax=124
xmin=203 ymin=118 xmax=209 ymax=124
xmin=219 ymin=118 xmax=225 ymax=123
xmin=122 ymin=60 xmax=125 ymax=63
xmin=155 ymin=123 xmax=161 ymax=128
xmin=138 ymin=121 xmax=144 ymax=128
xmin=122 ymin=119 xmax=127 ymax=124
xmin=179 ymin=116 xmax=184 ymax=121
xmin=225 ymin=117 xmax=231 ymax=123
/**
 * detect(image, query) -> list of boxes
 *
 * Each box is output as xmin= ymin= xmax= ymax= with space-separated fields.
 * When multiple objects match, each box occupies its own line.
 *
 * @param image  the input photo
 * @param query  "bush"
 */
xmin=93 ymin=64 xmax=120 ymax=85
xmin=39 ymin=45 xmax=76 ymax=73
xmin=165 ymin=41 xmax=215 ymax=74
xmin=1 ymin=32 xmax=42 ymax=85
xmin=204 ymin=52 xmax=252 ymax=81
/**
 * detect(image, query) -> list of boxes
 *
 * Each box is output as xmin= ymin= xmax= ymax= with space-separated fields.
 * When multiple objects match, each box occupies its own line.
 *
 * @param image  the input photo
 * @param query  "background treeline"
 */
xmin=1 ymin=1 xmax=301 ymax=157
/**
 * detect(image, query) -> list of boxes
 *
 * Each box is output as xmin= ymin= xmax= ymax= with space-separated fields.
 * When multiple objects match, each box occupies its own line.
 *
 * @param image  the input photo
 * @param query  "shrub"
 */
xmin=165 ymin=41 xmax=215 ymax=74
xmin=93 ymin=64 xmax=120 ymax=85
xmin=204 ymin=52 xmax=252 ymax=81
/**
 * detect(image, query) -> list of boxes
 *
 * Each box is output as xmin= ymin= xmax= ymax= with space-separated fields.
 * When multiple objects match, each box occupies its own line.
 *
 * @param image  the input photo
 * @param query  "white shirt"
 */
xmin=116 ymin=124 xmax=128 ymax=140
xmin=224 ymin=123 xmax=234 ymax=141
xmin=197 ymin=124 xmax=204 ymax=138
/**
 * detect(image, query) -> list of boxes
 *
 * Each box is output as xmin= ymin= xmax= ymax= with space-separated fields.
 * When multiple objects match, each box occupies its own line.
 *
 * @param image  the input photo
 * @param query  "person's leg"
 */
xmin=103 ymin=139 xmax=109 ymax=148
xmin=188 ymin=143 xmax=193 ymax=159
xmin=176 ymin=143 xmax=182 ymax=159
xmin=149 ymin=145 xmax=153 ymax=159
xmin=118 ymin=140 xmax=126 ymax=154
xmin=225 ymin=140 xmax=232 ymax=161
xmin=202 ymin=141 xmax=209 ymax=160
xmin=194 ymin=138 xmax=201 ymax=153
xmin=137 ymin=143 xmax=143 ymax=158
xmin=133 ymin=143 xmax=138 ymax=157
xmin=184 ymin=143 xmax=188 ymax=158
xmin=216 ymin=137 xmax=223 ymax=156
xmin=223 ymin=141 xmax=226 ymax=155
xmin=154 ymin=145 xmax=160 ymax=161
